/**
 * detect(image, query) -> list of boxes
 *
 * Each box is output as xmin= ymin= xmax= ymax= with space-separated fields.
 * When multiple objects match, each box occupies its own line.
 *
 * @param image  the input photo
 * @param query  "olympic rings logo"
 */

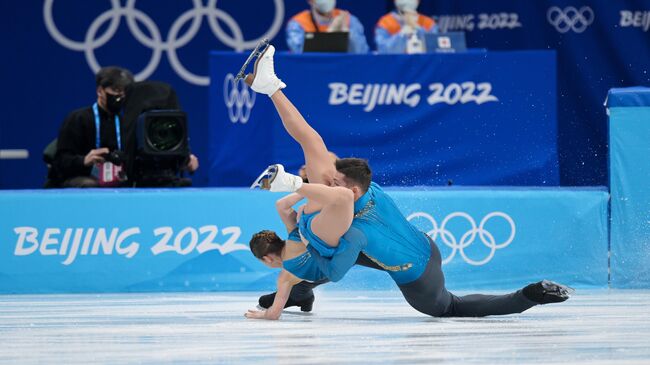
xmin=223 ymin=73 xmax=255 ymax=123
xmin=407 ymin=211 xmax=515 ymax=266
xmin=43 ymin=0 xmax=285 ymax=86
xmin=547 ymin=6 xmax=594 ymax=34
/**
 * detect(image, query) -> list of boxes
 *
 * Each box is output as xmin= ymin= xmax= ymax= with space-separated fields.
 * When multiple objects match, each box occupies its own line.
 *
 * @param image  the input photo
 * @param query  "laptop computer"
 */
xmin=424 ymin=32 xmax=467 ymax=53
xmin=303 ymin=32 xmax=349 ymax=53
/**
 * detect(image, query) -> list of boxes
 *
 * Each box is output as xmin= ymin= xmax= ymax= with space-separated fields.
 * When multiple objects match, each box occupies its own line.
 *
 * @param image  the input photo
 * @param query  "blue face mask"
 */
xmin=395 ymin=0 xmax=418 ymax=13
xmin=314 ymin=0 xmax=336 ymax=14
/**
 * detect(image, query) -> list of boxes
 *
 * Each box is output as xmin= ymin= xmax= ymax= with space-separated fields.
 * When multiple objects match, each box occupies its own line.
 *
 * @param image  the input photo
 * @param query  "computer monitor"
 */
xmin=303 ymin=32 xmax=349 ymax=53
xmin=424 ymin=32 xmax=467 ymax=53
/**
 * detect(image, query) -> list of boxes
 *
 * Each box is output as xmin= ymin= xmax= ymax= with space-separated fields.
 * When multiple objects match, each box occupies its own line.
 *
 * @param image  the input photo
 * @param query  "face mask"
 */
xmin=314 ymin=0 xmax=335 ymax=14
xmin=395 ymin=0 xmax=418 ymax=13
xmin=105 ymin=92 xmax=125 ymax=114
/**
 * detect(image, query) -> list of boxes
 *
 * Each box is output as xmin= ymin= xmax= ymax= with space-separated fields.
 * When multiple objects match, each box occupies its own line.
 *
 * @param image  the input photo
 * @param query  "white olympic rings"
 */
xmin=547 ymin=6 xmax=594 ymax=34
xmin=223 ymin=73 xmax=256 ymax=123
xmin=407 ymin=211 xmax=516 ymax=266
xmin=43 ymin=0 xmax=285 ymax=86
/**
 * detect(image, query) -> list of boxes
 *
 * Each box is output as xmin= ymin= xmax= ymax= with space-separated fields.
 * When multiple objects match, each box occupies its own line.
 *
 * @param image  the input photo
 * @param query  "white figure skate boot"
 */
xmin=251 ymin=164 xmax=303 ymax=192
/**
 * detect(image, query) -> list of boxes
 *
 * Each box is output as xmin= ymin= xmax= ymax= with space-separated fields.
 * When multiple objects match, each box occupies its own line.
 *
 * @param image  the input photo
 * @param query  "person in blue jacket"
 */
xmin=375 ymin=0 xmax=438 ymax=54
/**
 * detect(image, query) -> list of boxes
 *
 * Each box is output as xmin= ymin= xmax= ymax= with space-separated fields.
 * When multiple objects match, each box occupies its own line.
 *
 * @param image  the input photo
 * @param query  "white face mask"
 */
xmin=395 ymin=0 xmax=418 ymax=13
xmin=314 ymin=0 xmax=336 ymax=14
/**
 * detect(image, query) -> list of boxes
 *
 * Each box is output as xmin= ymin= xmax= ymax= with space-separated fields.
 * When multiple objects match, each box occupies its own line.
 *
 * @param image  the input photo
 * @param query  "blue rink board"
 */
xmin=0 ymin=187 xmax=608 ymax=293
xmin=608 ymin=88 xmax=650 ymax=288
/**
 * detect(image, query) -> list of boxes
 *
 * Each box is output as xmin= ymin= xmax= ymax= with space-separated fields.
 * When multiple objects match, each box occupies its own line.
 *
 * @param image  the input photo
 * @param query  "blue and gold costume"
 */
xmin=282 ymin=228 xmax=326 ymax=282
xmin=297 ymin=182 xmax=538 ymax=317
xmin=298 ymin=182 xmax=428 ymax=283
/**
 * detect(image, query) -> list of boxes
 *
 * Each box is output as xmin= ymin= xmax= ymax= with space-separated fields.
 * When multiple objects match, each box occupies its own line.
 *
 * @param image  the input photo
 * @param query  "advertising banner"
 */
xmin=209 ymin=51 xmax=558 ymax=187
xmin=0 ymin=187 xmax=607 ymax=293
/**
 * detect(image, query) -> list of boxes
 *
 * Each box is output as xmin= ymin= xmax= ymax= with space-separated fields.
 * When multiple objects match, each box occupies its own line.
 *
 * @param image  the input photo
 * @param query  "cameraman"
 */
xmin=53 ymin=66 xmax=134 ymax=187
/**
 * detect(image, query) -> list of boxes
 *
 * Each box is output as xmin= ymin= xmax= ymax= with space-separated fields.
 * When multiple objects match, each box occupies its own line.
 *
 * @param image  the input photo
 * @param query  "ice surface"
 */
xmin=1 ymin=290 xmax=649 ymax=364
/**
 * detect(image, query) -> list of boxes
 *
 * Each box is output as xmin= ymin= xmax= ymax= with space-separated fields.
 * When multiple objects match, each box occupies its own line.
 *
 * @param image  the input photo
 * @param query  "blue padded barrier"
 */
xmin=608 ymin=87 xmax=650 ymax=288
xmin=0 ymin=187 xmax=608 ymax=293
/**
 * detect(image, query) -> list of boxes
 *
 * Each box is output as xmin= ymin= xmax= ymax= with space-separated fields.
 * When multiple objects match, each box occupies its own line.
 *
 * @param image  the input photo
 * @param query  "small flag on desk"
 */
xmin=438 ymin=36 xmax=451 ymax=49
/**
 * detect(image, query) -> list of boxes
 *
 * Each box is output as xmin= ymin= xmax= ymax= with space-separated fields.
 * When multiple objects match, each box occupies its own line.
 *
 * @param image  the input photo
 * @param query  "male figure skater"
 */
xmin=242 ymin=42 xmax=573 ymax=319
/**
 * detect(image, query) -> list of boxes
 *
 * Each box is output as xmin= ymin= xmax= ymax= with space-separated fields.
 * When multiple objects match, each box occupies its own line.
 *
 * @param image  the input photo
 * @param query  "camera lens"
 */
xmin=147 ymin=118 xmax=184 ymax=152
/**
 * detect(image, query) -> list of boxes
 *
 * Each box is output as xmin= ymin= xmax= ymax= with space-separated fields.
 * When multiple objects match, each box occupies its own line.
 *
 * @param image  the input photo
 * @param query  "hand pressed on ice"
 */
xmin=245 ymin=308 xmax=280 ymax=320
xmin=246 ymin=271 xmax=301 ymax=320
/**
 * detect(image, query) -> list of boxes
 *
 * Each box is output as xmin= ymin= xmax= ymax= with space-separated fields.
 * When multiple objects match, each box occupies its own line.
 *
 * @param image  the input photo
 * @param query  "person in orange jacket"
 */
xmin=286 ymin=0 xmax=369 ymax=53
xmin=375 ymin=0 xmax=438 ymax=54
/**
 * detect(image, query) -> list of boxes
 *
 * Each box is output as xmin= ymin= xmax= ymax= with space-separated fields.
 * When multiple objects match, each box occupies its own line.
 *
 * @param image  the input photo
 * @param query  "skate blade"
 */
xmin=281 ymin=310 xmax=313 ymax=316
xmin=250 ymin=164 xmax=279 ymax=190
xmin=542 ymin=280 xmax=575 ymax=297
xmin=235 ymin=39 xmax=270 ymax=83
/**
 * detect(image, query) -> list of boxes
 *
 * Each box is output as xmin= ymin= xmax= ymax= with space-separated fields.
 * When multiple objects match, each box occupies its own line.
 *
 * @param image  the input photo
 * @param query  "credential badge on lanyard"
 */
xmin=92 ymin=103 xmax=125 ymax=186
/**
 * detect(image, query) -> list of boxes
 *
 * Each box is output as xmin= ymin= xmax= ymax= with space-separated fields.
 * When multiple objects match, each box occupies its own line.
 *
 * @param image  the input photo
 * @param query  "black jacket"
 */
xmin=52 ymin=105 xmax=122 ymax=182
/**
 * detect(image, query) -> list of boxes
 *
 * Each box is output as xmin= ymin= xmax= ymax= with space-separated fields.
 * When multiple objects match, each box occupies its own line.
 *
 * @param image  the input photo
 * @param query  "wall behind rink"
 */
xmin=3 ymin=1 xmax=650 ymax=189
xmin=0 ymin=187 xmax=608 ymax=294
xmin=0 ymin=0 xmax=386 ymax=189
xmin=210 ymin=50 xmax=558 ymax=187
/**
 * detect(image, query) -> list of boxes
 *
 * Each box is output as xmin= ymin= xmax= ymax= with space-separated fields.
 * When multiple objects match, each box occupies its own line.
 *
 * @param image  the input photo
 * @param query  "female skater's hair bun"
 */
xmin=249 ymin=230 xmax=285 ymax=258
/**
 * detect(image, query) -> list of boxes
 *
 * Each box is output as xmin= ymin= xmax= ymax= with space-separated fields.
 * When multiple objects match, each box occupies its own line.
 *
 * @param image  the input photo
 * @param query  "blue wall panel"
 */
xmin=609 ymin=102 xmax=650 ymax=288
xmin=209 ymin=51 xmax=558 ymax=187
xmin=2 ymin=1 xmax=649 ymax=188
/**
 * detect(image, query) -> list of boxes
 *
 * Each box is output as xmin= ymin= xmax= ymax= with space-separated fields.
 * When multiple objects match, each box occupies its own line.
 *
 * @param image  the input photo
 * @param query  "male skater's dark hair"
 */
xmin=336 ymin=158 xmax=372 ymax=193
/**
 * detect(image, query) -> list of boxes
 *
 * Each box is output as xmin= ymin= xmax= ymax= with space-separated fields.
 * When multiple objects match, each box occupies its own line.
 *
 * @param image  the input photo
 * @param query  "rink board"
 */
xmin=0 ymin=187 xmax=608 ymax=293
